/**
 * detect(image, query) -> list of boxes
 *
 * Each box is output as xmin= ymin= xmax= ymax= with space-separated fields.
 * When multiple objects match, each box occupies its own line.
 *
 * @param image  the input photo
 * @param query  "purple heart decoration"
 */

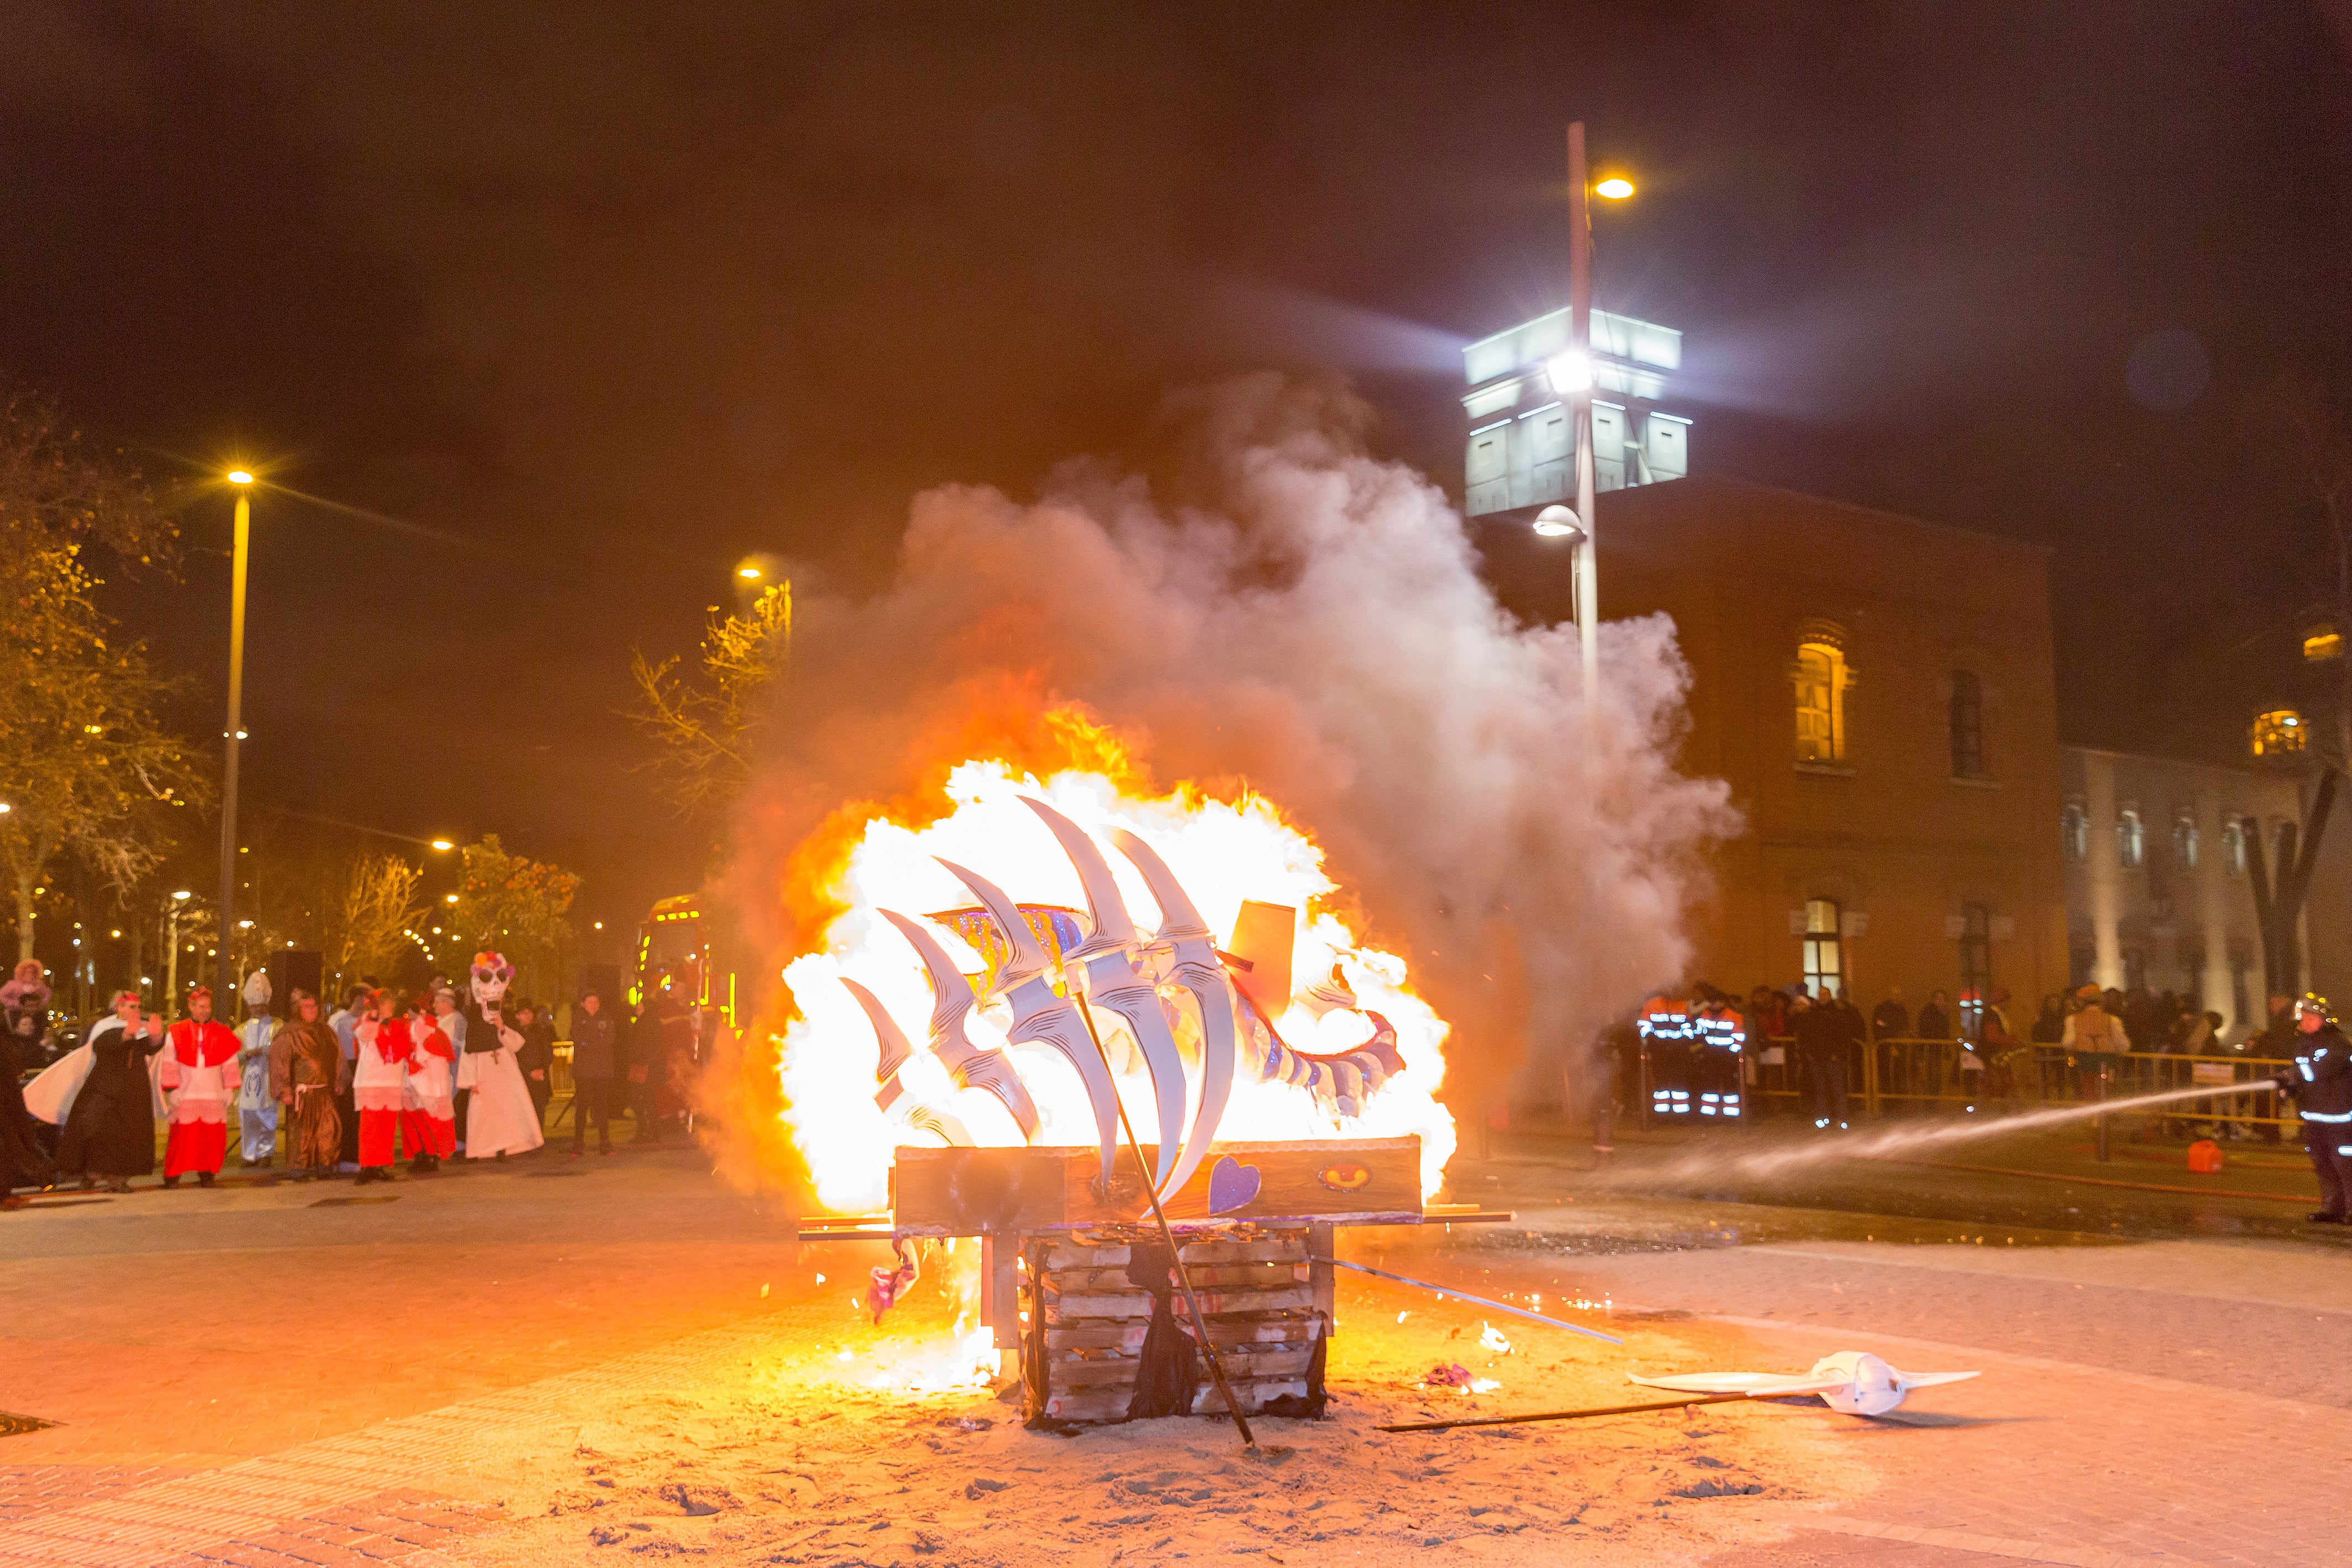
xmin=1206 ymin=1154 xmax=1262 ymax=1215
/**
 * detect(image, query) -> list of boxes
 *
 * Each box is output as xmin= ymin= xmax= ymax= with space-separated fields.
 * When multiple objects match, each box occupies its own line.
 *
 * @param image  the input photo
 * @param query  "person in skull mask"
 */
xmin=456 ymin=952 xmax=545 ymax=1159
xmin=2271 ymin=992 xmax=2352 ymax=1223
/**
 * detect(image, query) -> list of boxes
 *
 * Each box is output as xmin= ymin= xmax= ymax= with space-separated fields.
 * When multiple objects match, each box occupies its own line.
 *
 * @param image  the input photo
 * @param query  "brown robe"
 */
xmin=268 ymin=1017 xmax=344 ymax=1170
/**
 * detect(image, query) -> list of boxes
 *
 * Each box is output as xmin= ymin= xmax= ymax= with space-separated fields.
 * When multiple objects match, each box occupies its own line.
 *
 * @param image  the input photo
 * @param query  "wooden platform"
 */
xmin=892 ymin=1137 xmax=1422 ymax=1236
xmin=1019 ymin=1222 xmax=1327 ymax=1426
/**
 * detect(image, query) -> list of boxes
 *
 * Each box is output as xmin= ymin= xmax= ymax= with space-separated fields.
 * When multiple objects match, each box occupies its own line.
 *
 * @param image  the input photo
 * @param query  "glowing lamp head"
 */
xmin=172 ymin=889 xmax=191 ymax=900
xmin=1548 ymin=351 xmax=1593 ymax=394
xmin=737 ymin=564 xmax=763 ymax=581
xmin=430 ymin=838 xmax=454 ymax=852
xmin=226 ymin=470 xmax=254 ymax=486
xmin=1532 ymin=505 xmax=1583 ymax=543
xmin=1595 ymin=176 xmax=1635 ymax=200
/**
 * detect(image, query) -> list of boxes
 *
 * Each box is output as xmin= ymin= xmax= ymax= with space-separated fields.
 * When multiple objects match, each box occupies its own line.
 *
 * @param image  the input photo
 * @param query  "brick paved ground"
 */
xmin=3 ymin=1142 xmax=2344 ymax=1566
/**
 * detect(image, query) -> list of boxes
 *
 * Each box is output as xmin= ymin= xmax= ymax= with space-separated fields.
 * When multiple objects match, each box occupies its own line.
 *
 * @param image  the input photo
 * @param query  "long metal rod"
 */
xmin=216 ymin=488 xmax=251 ymax=1006
xmin=1317 ymin=1257 xmax=1622 ymax=1345
xmin=1378 ymin=1389 xmax=1751 ymax=1434
xmin=1070 ymin=991 xmax=1256 ymax=1449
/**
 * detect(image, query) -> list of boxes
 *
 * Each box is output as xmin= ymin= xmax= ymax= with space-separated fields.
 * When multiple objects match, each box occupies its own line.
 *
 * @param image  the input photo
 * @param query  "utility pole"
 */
xmin=1567 ymin=122 xmax=1600 ymax=721
xmin=217 ymin=474 xmax=253 ymax=1009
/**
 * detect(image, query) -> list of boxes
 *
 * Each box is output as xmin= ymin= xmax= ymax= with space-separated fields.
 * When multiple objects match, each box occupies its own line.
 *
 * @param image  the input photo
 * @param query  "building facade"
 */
xmin=1479 ymin=475 xmax=2073 ymax=1023
xmin=2060 ymin=747 xmax=2314 ymax=1034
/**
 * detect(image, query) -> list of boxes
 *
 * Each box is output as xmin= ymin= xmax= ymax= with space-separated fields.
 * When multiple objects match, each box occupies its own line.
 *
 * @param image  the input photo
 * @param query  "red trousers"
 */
xmin=163 ymin=1119 xmax=227 ymax=1178
xmin=400 ymin=1110 xmax=455 ymax=1159
xmin=358 ymin=1107 xmax=401 ymax=1168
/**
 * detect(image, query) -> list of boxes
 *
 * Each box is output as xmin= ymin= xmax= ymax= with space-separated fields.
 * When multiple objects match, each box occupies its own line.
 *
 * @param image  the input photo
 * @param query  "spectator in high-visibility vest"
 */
xmin=1636 ymin=991 xmax=1693 ymax=1121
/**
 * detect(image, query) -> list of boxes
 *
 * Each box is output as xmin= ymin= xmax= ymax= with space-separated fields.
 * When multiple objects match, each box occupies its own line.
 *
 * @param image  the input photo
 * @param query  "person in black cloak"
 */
xmin=59 ymin=991 xmax=166 ymax=1192
xmin=0 ymin=960 xmax=54 ymax=1205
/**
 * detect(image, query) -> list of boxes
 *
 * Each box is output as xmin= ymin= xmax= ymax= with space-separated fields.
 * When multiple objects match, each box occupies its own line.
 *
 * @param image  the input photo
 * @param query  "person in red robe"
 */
xmin=401 ymin=993 xmax=459 ymax=1171
xmin=161 ymin=987 xmax=241 ymax=1187
xmin=351 ymin=990 xmax=420 ymax=1185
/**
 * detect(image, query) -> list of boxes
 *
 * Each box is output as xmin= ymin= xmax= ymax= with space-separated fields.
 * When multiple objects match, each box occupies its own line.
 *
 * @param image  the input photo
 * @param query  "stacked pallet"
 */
xmin=1022 ymin=1222 xmax=1326 ymax=1425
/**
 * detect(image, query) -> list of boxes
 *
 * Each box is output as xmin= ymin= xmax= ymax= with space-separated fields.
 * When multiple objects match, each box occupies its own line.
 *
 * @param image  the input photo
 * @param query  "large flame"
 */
xmin=775 ymin=757 xmax=1457 ymax=1214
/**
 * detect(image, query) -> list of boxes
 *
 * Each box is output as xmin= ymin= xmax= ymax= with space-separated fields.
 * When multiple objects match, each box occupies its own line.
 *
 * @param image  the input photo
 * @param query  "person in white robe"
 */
xmin=457 ymin=952 xmax=545 ymax=1159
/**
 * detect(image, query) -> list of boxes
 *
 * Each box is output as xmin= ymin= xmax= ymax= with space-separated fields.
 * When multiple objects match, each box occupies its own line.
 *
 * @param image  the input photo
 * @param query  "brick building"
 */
xmin=1479 ymin=475 xmax=2073 ymax=1020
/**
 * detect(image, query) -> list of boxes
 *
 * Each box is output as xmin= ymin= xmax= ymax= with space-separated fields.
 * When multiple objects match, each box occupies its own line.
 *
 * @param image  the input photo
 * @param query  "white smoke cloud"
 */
xmin=725 ymin=374 xmax=1735 ymax=1112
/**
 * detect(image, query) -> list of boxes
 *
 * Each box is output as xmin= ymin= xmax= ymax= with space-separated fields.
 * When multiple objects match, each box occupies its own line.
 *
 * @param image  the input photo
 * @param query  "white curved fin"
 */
xmin=1020 ymin=798 xmax=1138 ymax=956
xmin=878 ymin=909 xmax=1042 ymax=1140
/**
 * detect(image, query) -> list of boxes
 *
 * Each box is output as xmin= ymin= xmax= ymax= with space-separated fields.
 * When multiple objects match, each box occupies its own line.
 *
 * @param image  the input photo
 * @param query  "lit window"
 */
xmin=1949 ymin=670 xmax=1986 ymax=778
xmin=2117 ymin=808 xmax=2145 ymax=869
xmin=2223 ymin=819 xmax=2247 ymax=876
xmin=2250 ymin=709 xmax=2306 ymax=758
xmin=2173 ymin=808 xmax=2198 ymax=869
xmin=2062 ymin=802 xmax=2088 ymax=861
xmin=1801 ymin=898 xmax=1843 ymax=1000
xmin=2304 ymin=627 xmax=2342 ymax=661
xmin=1794 ymin=641 xmax=1849 ymax=763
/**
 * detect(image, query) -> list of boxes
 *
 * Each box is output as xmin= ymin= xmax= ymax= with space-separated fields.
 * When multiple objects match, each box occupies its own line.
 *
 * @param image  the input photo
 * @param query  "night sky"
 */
xmin=5 ymin=2 xmax=2349 ymax=934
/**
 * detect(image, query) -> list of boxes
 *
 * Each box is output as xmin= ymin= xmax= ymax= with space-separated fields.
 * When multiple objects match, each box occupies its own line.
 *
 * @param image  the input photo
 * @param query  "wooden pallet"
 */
xmin=1021 ymin=1222 xmax=1328 ymax=1426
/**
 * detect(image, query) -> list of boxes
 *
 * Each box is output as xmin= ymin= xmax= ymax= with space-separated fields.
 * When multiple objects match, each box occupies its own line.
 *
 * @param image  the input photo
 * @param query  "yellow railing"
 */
xmin=1741 ymin=1035 xmax=2302 ymax=1130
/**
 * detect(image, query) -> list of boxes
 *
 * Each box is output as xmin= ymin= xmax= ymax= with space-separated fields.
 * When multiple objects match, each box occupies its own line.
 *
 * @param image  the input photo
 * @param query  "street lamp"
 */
xmin=218 ymin=469 xmax=255 ymax=1007
xmin=166 ymin=889 xmax=192 ymax=1008
xmin=430 ymin=838 xmax=455 ymax=852
xmin=1554 ymin=123 xmax=1635 ymax=722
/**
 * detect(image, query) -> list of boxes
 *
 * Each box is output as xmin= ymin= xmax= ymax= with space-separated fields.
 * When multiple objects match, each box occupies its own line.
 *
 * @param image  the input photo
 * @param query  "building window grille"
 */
xmin=1957 ymin=902 xmax=1991 ymax=1041
xmin=1793 ymin=643 xmax=1850 ymax=764
xmin=2223 ymin=819 xmax=2247 ymax=876
xmin=1949 ymin=670 xmax=1986 ymax=778
xmin=2172 ymin=809 xmax=2198 ymax=869
xmin=2117 ymin=808 xmax=2145 ymax=869
xmin=2229 ymin=946 xmax=2249 ymax=1024
xmin=1801 ymin=898 xmax=1843 ymax=1001
xmin=2250 ymin=709 xmax=2306 ymax=758
xmin=2062 ymin=803 xmax=2088 ymax=861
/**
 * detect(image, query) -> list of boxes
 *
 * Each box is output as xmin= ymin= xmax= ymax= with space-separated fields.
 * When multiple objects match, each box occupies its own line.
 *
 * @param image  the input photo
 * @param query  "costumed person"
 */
xmin=568 ymin=987 xmax=618 ymax=1158
xmin=267 ymin=988 xmax=344 ymax=1181
xmin=404 ymin=990 xmax=460 ymax=1171
xmin=351 ymin=989 xmax=419 ymax=1185
xmin=1 ymin=961 xmax=57 ymax=1205
xmin=234 ymin=970 xmax=280 ymax=1167
xmin=2061 ymin=984 xmax=2129 ymax=1102
xmin=2271 ymin=992 xmax=2352 ymax=1223
xmin=161 ymin=986 xmax=242 ymax=1187
xmin=53 ymin=991 xmax=165 ymax=1192
xmin=456 ymin=952 xmax=545 ymax=1159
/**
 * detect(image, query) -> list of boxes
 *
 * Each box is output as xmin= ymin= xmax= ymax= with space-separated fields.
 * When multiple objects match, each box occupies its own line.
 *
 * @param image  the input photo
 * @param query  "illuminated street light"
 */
xmin=226 ymin=470 xmax=254 ymax=486
xmin=445 ymin=893 xmax=459 ymax=904
xmin=430 ymin=838 xmax=455 ymax=852
xmin=1547 ymin=351 xmax=1593 ymax=394
xmin=1594 ymin=176 xmax=1635 ymax=199
xmin=173 ymin=890 xmax=192 ymax=900
xmin=737 ymin=564 xmax=763 ymax=580
xmin=1533 ymin=505 xmax=1584 ymax=542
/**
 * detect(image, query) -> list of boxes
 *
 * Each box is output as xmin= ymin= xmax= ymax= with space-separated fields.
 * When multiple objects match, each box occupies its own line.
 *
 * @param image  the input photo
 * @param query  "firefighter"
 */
xmin=1636 ymin=988 xmax=1693 ymax=1123
xmin=1689 ymin=984 xmax=1747 ymax=1125
xmin=2271 ymin=993 xmax=2352 ymax=1223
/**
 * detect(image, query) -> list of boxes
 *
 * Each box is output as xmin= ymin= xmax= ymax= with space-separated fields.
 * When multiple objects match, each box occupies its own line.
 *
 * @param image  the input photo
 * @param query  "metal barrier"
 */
xmin=1740 ymin=1035 xmax=2301 ymax=1132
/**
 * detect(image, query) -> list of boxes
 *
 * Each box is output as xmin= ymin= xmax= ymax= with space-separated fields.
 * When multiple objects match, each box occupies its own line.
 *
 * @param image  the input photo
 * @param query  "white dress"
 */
xmin=455 ymin=1013 xmax=546 ymax=1157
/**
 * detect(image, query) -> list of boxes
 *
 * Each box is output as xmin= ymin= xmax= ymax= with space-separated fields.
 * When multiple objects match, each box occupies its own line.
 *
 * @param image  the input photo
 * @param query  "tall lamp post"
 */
xmin=166 ymin=889 xmax=192 ymax=1007
xmin=217 ymin=471 xmax=254 ymax=1007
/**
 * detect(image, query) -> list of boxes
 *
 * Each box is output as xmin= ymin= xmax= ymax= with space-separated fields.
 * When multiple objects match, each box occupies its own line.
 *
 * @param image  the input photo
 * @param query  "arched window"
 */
xmin=2223 ymin=818 xmax=2247 ymax=876
xmin=2250 ymin=709 xmax=2306 ymax=758
xmin=1949 ymin=670 xmax=1986 ymax=778
xmin=2117 ymin=808 xmax=2145 ymax=869
xmin=1794 ymin=642 xmax=1849 ymax=763
xmin=2172 ymin=808 xmax=2198 ymax=869
xmin=2062 ymin=802 xmax=2088 ymax=861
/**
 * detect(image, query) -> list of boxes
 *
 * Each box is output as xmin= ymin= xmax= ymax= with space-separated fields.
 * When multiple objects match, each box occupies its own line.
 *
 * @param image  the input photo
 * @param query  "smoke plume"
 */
xmin=716 ymin=376 xmax=1733 ymax=1189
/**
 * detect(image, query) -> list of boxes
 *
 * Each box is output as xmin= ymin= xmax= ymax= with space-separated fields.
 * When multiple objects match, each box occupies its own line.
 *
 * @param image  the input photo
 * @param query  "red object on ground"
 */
xmin=2185 ymin=1140 xmax=2225 ymax=1174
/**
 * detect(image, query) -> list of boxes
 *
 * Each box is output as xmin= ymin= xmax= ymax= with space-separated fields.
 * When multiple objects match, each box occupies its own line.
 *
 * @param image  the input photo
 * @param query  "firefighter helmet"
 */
xmin=2294 ymin=992 xmax=2337 ymax=1028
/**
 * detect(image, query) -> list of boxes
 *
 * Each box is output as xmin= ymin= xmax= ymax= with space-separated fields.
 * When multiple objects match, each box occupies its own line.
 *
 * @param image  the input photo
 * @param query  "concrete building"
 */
xmin=2060 ymin=748 xmax=2317 ymax=1035
xmin=1479 ymin=475 xmax=2073 ymax=1023
xmin=1461 ymin=306 xmax=1692 ymax=517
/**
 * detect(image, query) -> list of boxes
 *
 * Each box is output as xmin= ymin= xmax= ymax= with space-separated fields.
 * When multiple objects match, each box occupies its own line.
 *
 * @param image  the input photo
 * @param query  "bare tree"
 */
xmin=326 ymin=851 xmax=428 ymax=992
xmin=628 ymin=581 xmax=791 ymax=830
xmin=447 ymin=834 xmax=581 ymax=1001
